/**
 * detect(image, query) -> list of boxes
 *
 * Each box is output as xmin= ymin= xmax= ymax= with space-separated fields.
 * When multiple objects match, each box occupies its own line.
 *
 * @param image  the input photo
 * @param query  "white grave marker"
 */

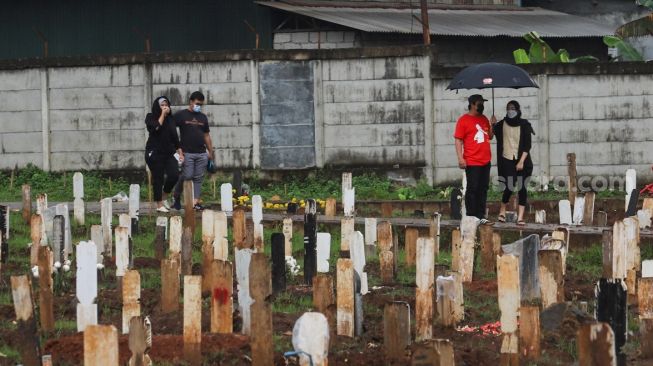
xmin=156 ymin=216 xmax=169 ymax=240
xmin=252 ymin=195 xmax=263 ymax=224
xmin=559 ymin=200 xmax=572 ymax=225
xmin=55 ymin=204 xmax=72 ymax=259
xmin=202 ymin=210 xmax=215 ymax=239
xmin=343 ymin=188 xmax=355 ymax=217
xmin=643 ymin=260 xmax=653 ymax=278
xmin=236 ymin=248 xmax=253 ymax=335
xmin=90 ymin=225 xmax=104 ymax=264
xmin=169 ymin=216 xmax=182 ymax=260
xmin=364 ymin=218 xmax=377 ymax=246
xmin=101 ymin=198 xmax=113 ymax=256
xmin=119 ymin=214 xmax=131 ymax=237
xmin=350 ymin=231 xmax=368 ymax=295
xmin=220 ymin=183 xmax=233 ymax=212
xmin=129 ymin=184 xmax=140 ymax=219
xmin=535 ymin=210 xmax=546 ymax=224
xmin=626 ymin=169 xmax=637 ymax=211
xmin=213 ymin=211 xmax=228 ymax=260
xmin=316 ymin=233 xmax=331 ymax=273
xmin=73 ymin=172 xmax=85 ymax=225
xmin=572 ymin=196 xmax=585 ymax=225
xmin=115 ymin=227 xmax=130 ymax=277
xmin=292 ymin=312 xmax=329 ymax=366
xmin=76 ymin=241 xmax=98 ymax=332
xmin=638 ymin=210 xmax=652 ymax=229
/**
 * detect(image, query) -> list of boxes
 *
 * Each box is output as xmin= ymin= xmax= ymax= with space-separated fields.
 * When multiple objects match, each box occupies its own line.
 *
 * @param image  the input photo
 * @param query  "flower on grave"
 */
xmin=31 ymin=265 xmax=39 ymax=278
xmin=285 ymin=256 xmax=300 ymax=276
xmin=54 ymin=261 xmax=62 ymax=269
xmin=97 ymin=263 xmax=105 ymax=270
xmin=62 ymin=264 xmax=71 ymax=272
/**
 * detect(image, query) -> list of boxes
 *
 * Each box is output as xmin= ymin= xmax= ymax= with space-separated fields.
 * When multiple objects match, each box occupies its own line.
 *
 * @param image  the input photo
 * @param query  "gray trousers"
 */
xmin=174 ymin=152 xmax=208 ymax=200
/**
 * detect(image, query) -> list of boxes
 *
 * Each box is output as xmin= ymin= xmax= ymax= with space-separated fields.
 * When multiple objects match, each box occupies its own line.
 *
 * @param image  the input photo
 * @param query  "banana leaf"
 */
xmin=615 ymin=13 xmax=653 ymax=38
xmin=637 ymin=0 xmax=653 ymax=10
xmin=513 ymin=49 xmax=531 ymax=64
xmin=603 ymin=35 xmax=644 ymax=61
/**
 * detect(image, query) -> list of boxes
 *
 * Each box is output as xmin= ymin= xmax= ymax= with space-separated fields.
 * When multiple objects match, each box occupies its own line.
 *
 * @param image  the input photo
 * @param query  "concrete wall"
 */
xmin=274 ymin=31 xmax=360 ymax=50
xmin=0 ymin=49 xmax=651 ymax=186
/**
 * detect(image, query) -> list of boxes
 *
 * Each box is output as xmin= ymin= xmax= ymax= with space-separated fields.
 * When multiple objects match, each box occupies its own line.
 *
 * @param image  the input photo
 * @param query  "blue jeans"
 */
xmin=174 ymin=152 xmax=208 ymax=201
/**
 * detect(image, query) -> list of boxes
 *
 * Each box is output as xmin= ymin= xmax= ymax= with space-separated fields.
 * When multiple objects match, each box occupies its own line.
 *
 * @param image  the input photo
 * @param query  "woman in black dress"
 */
xmin=494 ymin=100 xmax=535 ymax=225
xmin=145 ymin=96 xmax=183 ymax=212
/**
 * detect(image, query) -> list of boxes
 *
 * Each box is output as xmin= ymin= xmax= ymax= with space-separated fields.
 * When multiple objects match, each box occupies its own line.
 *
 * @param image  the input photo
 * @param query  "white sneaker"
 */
xmin=156 ymin=206 xmax=170 ymax=213
xmin=163 ymin=200 xmax=171 ymax=210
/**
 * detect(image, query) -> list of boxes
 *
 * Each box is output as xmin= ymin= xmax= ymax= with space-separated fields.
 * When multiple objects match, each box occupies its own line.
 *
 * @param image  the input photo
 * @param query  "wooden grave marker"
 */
xmin=84 ymin=325 xmax=119 ymax=366
xmin=161 ymin=259 xmax=180 ymax=313
xmin=169 ymin=216 xmax=182 ymax=263
xmin=384 ymin=302 xmax=411 ymax=364
xmin=638 ymin=277 xmax=653 ymax=319
xmin=498 ymin=255 xmax=520 ymax=363
xmin=378 ymin=221 xmax=394 ymax=284
xmin=183 ymin=275 xmax=202 ymax=363
xmin=154 ymin=220 xmax=166 ymax=260
xmin=91 ymin=225 xmax=104 ymax=264
xmin=596 ymin=279 xmax=627 ymax=365
xmin=325 ymin=197 xmax=336 ymax=217
xmin=572 ymin=195 xmax=585 ymax=225
xmin=429 ymin=213 xmax=441 ymax=259
xmin=538 ymin=250 xmax=564 ymax=309
xmin=502 ymin=234 xmax=541 ymax=303
xmin=640 ymin=319 xmax=653 ymax=359
xmin=38 ymin=246 xmax=54 ymax=333
xmin=282 ymin=217 xmax=293 ymax=257
xmin=73 ymin=173 xmax=84 ymax=225
xmin=405 ymin=227 xmax=418 ymax=266
xmin=597 ymin=211 xmax=609 ymax=227
xmin=567 ymin=153 xmax=577 ymax=205
xmin=313 ymin=273 xmax=336 ymax=348
xmin=128 ymin=316 xmax=152 ymax=366
xmin=519 ymin=305 xmax=541 ymax=360
xmin=11 ymin=275 xmax=41 ymax=366
xmin=213 ymin=211 xmax=229 ymax=261
xmin=364 ymin=218 xmax=377 ymax=259
xmin=583 ymin=192 xmax=596 ymax=226
xmin=181 ymin=226 xmax=193 ymax=276
xmin=183 ymin=180 xmax=195 ymax=233
xmin=233 ymin=207 xmax=246 ymax=249
xmin=479 ymin=224 xmax=495 ymax=273
xmin=52 ymin=215 xmax=65 ymax=266
xmin=250 ymin=253 xmax=274 ymax=366
xmin=559 ymin=199 xmax=572 ymax=225
xmin=342 ymin=172 xmax=352 ymax=199
xmin=22 ymin=184 xmax=31 ymax=224
xmin=129 ymin=184 xmax=140 ymax=234
xmin=116 ymin=227 xmax=130 ymax=282
xmin=210 ymin=260 xmax=233 ymax=333
xmin=340 ymin=217 xmax=355 ymax=252
xmin=416 ymin=237 xmax=435 ymax=341
xmin=337 ymin=258 xmax=355 ymax=338
xmin=272 ymin=233 xmax=286 ymax=294
xmin=411 ymin=339 xmax=455 ymax=366
xmin=201 ymin=210 xmax=216 ymax=293
xmin=535 ymin=210 xmax=546 ymax=224
xmin=577 ymin=322 xmax=616 ymax=366
xmin=304 ymin=200 xmax=317 ymax=285
xmin=343 ymin=187 xmax=355 ymax=217
xmin=36 ymin=193 xmax=47 ymax=215
xmin=236 ymin=248 xmax=253 ymax=335
xmin=317 ymin=233 xmax=331 ymax=273
xmin=101 ymin=197 xmax=113 ymax=256
xmin=122 ymin=269 xmax=141 ymax=334
xmin=460 ymin=216 xmax=479 ymax=283
xmin=30 ymin=214 xmax=42 ymax=266
xmin=76 ymin=241 xmax=98 ymax=332
xmin=252 ymin=195 xmax=264 ymax=251
xmin=626 ymin=168 xmax=637 ymax=212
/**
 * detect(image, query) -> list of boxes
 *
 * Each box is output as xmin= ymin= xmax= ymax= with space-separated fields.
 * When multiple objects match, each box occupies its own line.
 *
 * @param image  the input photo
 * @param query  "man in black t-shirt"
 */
xmin=172 ymin=91 xmax=214 ymax=210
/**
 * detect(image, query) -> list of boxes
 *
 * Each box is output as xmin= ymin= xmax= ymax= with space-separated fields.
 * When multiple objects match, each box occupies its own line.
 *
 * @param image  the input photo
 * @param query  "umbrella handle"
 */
xmin=492 ymin=88 xmax=495 ymax=118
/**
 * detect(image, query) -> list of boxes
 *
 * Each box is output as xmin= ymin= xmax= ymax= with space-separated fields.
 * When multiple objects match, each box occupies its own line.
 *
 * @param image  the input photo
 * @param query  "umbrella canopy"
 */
xmin=446 ymin=62 xmax=539 ymax=90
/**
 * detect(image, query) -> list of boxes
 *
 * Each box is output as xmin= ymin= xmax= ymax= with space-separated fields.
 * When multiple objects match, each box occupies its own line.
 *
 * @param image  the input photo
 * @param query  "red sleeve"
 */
xmin=453 ymin=115 xmax=467 ymax=139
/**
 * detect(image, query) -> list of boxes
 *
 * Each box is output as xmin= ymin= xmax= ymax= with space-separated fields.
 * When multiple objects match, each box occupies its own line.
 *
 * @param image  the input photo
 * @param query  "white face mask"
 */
xmin=507 ymin=110 xmax=518 ymax=119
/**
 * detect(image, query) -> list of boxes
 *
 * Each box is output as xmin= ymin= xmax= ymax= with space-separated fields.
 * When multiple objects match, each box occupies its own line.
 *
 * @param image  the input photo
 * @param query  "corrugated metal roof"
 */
xmin=257 ymin=1 xmax=615 ymax=37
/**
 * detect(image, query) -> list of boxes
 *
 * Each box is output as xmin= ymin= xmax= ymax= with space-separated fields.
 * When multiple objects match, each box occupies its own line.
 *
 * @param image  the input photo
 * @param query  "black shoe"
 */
xmin=193 ymin=203 xmax=204 ymax=211
xmin=172 ymin=198 xmax=181 ymax=210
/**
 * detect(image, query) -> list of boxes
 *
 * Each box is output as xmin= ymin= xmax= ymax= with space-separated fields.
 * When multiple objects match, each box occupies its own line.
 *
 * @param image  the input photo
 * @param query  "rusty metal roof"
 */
xmin=257 ymin=1 xmax=615 ymax=37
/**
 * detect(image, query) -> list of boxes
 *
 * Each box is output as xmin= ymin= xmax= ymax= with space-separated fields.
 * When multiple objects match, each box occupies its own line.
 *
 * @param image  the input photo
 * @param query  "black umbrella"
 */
xmin=446 ymin=62 xmax=539 ymax=116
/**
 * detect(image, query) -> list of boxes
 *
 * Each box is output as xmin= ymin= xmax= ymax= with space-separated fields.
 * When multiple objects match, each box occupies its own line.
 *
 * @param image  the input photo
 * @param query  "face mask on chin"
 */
xmin=507 ymin=110 xmax=518 ymax=119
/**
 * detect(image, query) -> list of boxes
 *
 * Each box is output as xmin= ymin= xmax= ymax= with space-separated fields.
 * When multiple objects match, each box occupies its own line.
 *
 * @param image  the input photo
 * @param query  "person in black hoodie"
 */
xmin=145 ymin=96 xmax=183 ymax=213
xmin=493 ymin=100 xmax=535 ymax=225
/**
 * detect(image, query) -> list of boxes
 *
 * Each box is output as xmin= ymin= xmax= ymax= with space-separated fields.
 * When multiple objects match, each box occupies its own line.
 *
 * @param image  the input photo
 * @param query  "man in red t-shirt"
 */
xmin=454 ymin=94 xmax=497 ymax=224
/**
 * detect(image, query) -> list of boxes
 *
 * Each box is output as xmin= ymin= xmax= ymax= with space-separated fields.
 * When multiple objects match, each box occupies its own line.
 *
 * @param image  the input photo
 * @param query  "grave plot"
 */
xmin=0 ymin=172 xmax=652 ymax=366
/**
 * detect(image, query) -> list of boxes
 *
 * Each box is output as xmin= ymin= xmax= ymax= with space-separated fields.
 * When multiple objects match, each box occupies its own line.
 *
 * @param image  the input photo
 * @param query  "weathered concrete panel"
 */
xmin=50 ymin=108 xmax=143 ymax=131
xmin=325 ymin=78 xmax=424 ymax=103
xmin=0 ymin=153 xmax=42 ymax=170
xmin=324 ymin=100 xmax=423 ymax=126
xmin=549 ymin=95 xmax=653 ymax=120
xmin=258 ymin=101 xmax=313 ymax=126
xmin=550 ymin=142 xmax=653 ymax=166
xmin=260 ymin=61 xmax=313 ymax=80
xmin=323 ymin=59 xmax=375 ymax=81
xmin=325 ymin=146 xmax=424 ymax=166
xmin=1 ymin=132 xmax=42 ymax=153
xmin=0 ymin=89 xmax=41 ymax=112
xmin=261 ymin=146 xmax=315 ymax=169
xmin=152 ymin=62 xmax=251 ymax=84
xmin=49 ymin=65 xmax=144 ymax=88
xmin=260 ymin=80 xmax=314 ymax=104
xmin=261 ymin=125 xmax=314 ymax=148
xmin=210 ymin=126 xmax=253 ymax=149
xmin=49 ymin=86 xmax=144 ymax=110
xmin=550 ymin=74 xmax=653 ymax=98
xmin=323 ymin=57 xmax=423 ymax=81
xmin=50 ymin=130 xmax=145 ymax=152
xmin=324 ymin=123 xmax=424 ymax=148
xmin=372 ymin=57 xmax=423 ymax=79
xmin=549 ymin=119 xmax=653 ymax=144
xmin=0 ymin=69 xmax=41 ymax=90
xmin=214 ymin=148 xmax=252 ymax=168
xmin=0 ymin=111 xmax=42 ymax=133
xmin=153 ymin=83 xmax=251 ymax=105
xmin=49 ymin=151 xmax=143 ymax=171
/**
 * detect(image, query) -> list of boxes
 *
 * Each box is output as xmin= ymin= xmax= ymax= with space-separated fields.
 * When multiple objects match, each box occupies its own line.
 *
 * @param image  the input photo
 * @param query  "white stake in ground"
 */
xmin=220 ymin=183 xmax=233 ymax=213
xmin=55 ymin=204 xmax=72 ymax=260
xmin=76 ymin=241 xmax=98 ymax=332
xmin=169 ymin=216 xmax=182 ymax=263
xmin=336 ymin=258 xmax=354 ymax=338
xmin=498 ymin=254 xmax=520 ymax=359
xmin=73 ymin=172 xmax=85 ymax=226
xmin=236 ymin=248 xmax=253 ymax=335
xmin=350 ymin=231 xmax=367 ymax=295
xmin=416 ymin=237 xmax=435 ymax=341
xmin=559 ymin=200 xmax=572 ymax=225
xmin=122 ymin=270 xmax=141 ymax=334
xmin=626 ymin=169 xmax=637 ymax=211
xmin=460 ymin=216 xmax=479 ymax=283
xmin=317 ymin=233 xmax=331 ymax=273
xmin=90 ymin=225 xmax=104 ymax=264
xmin=129 ymin=184 xmax=140 ymax=222
xmin=572 ymin=195 xmax=585 ymax=225
xmin=115 ymin=227 xmax=130 ymax=279
xmin=343 ymin=188 xmax=355 ymax=217
xmin=213 ymin=211 xmax=228 ymax=260
xmin=283 ymin=217 xmax=293 ymax=258
xmin=101 ymin=198 xmax=113 ymax=256
xmin=119 ymin=213 xmax=132 ymax=238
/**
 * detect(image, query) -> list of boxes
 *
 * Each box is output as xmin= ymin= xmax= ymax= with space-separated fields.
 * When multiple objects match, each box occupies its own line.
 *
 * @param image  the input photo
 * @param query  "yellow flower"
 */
xmin=291 ymin=197 xmax=298 ymax=203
